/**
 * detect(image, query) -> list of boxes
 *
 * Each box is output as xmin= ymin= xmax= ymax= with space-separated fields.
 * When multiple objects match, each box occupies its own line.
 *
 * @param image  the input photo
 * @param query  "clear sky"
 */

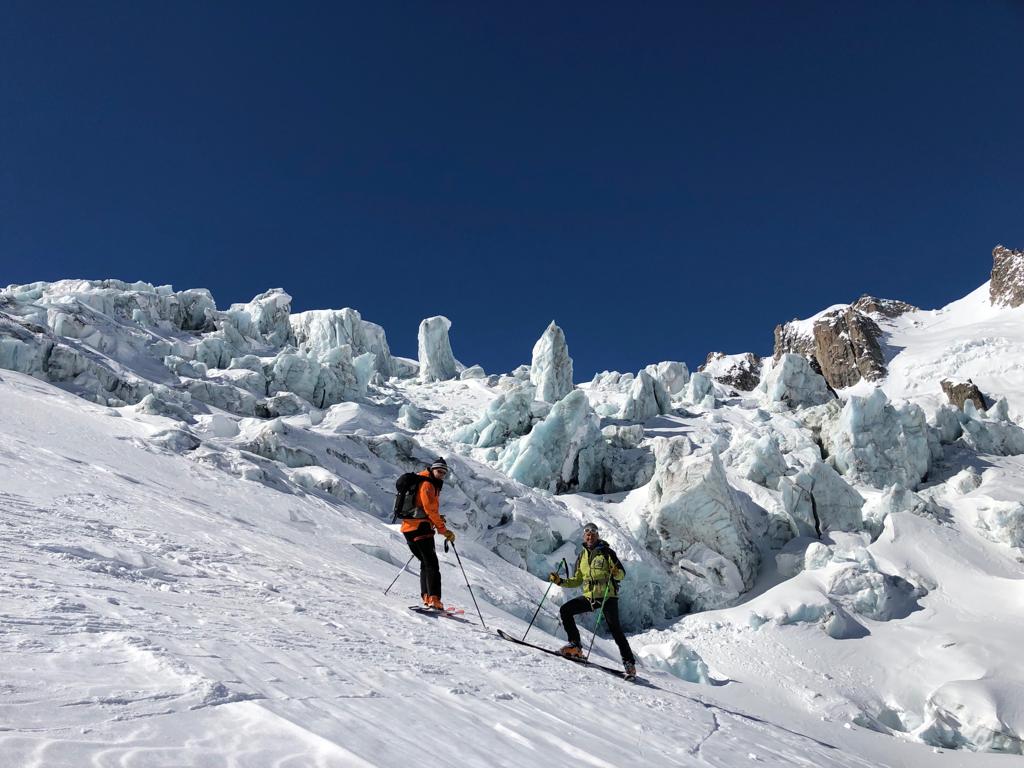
xmin=2 ymin=2 xmax=1023 ymax=379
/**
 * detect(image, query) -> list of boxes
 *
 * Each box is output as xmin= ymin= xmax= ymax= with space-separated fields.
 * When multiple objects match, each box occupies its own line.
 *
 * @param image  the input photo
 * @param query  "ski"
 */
xmin=409 ymin=605 xmax=473 ymax=624
xmin=496 ymin=628 xmax=638 ymax=681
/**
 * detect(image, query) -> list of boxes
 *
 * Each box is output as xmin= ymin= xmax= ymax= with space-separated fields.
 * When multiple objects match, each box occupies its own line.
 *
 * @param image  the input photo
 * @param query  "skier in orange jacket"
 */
xmin=401 ymin=458 xmax=455 ymax=610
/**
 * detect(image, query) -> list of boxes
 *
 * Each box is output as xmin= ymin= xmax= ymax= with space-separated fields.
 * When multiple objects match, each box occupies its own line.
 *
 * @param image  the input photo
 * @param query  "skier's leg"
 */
xmin=404 ymin=526 xmax=433 ymax=600
xmin=419 ymin=536 xmax=441 ymax=599
xmin=559 ymin=596 xmax=592 ymax=646
xmin=601 ymin=598 xmax=635 ymax=664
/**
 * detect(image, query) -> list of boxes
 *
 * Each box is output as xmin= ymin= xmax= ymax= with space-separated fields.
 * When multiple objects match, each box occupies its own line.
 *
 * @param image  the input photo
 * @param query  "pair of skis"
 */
xmin=407 ymin=604 xmax=639 ymax=682
xmin=496 ymin=629 xmax=638 ymax=682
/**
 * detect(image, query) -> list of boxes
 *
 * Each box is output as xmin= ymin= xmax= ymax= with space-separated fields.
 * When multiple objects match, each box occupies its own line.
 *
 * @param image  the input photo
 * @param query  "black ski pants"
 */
xmin=404 ymin=524 xmax=441 ymax=599
xmin=560 ymin=596 xmax=635 ymax=664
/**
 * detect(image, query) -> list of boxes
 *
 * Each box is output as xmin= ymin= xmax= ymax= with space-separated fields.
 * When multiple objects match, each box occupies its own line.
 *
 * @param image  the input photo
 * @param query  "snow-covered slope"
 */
xmin=2 ymin=275 xmax=1024 ymax=765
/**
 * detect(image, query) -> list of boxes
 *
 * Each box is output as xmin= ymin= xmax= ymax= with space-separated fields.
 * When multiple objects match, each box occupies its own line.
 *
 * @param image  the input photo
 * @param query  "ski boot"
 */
xmin=622 ymin=661 xmax=637 ymax=680
xmin=558 ymin=643 xmax=584 ymax=659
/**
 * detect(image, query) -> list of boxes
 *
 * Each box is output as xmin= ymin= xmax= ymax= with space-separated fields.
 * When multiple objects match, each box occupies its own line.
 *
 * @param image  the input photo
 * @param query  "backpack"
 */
xmin=392 ymin=472 xmax=430 ymax=522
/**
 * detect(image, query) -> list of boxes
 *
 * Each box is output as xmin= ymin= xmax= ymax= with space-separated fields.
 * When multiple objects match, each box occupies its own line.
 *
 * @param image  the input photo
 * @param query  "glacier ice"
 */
xmin=721 ymin=432 xmax=789 ymax=489
xmin=823 ymin=389 xmax=932 ymax=489
xmin=759 ymin=353 xmax=834 ymax=408
xmin=826 ymin=546 xmax=925 ymax=621
xmin=529 ymin=322 xmax=574 ymax=403
xmin=619 ymin=369 xmax=671 ymax=421
xmin=602 ymin=424 xmax=644 ymax=449
xmin=920 ymin=680 xmax=1024 ymax=753
xmin=589 ymin=370 xmax=634 ymax=392
xmin=417 ymin=316 xmax=458 ymax=382
xmin=460 ymin=364 xmax=486 ymax=380
xmin=186 ymin=379 xmax=259 ymax=416
xmin=290 ymin=466 xmax=376 ymax=512
xmin=455 ymin=386 xmax=535 ymax=448
xmin=959 ymin=397 xmax=1024 ymax=455
xmin=686 ymin=371 xmax=714 ymax=404
xmin=637 ymin=439 xmax=760 ymax=608
xmin=642 ymin=361 xmax=689 ymax=396
xmin=779 ymin=460 xmax=864 ymax=537
xmin=972 ymin=500 xmax=1024 ymax=548
xmin=224 ymin=289 xmax=292 ymax=347
xmin=497 ymin=389 xmax=603 ymax=493
xmin=862 ymin=484 xmax=947 ymax=532
xmin=398 ymin=403 xmax=426 ymax=430
xmin=290 ymin=308 xmax=394 ymax=378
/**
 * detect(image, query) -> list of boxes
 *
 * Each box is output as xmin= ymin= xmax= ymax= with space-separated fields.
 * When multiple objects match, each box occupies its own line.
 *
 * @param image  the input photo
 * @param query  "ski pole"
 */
xmin=526 ymin=558 xmax=569 ymax=640
xmin=450 ymin=543 xmax=487 ymax=629
xmin=383 ymin=553 xmax=416 ymax=596
xmin=585 ymin=580 xmax=612 ymax=661
xmin=523 ymin=582 xmax=553 ymax=642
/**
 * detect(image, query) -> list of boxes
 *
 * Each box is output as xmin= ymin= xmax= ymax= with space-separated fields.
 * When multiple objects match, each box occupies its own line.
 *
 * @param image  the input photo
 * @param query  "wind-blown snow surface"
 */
xmin=0 ymin=370 xmax=933 ymax=768
xmin=3 ymin=277 xmax=1024 ymax=766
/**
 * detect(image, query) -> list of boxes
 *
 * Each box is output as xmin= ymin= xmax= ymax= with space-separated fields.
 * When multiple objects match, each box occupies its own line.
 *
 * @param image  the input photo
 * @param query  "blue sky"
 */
xmin=2 ymin=2 xmax=1023 ymax=378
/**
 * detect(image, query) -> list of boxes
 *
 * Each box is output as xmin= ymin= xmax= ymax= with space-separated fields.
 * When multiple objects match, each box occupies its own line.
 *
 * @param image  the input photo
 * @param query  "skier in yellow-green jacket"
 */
xmin=548 ymin=521 xmax=636 ymax=678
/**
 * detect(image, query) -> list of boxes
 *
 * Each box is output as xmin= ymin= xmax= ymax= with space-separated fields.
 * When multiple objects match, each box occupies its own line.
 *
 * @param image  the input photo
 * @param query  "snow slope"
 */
xmin=3 ymin=275 xmax=1024 ymax=766
xmin=0 ymin=369 xmax=963 ymax=768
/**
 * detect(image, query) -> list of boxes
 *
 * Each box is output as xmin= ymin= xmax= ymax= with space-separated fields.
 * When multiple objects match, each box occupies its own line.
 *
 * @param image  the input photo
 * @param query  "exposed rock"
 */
xmin=990 ymin=245 xmax=1024 ymax=308
xmin=941 ymin=378 xmax=987 ymax=411
xmin=529 ymin=321 xmax=574 ymax=403
xmin=700 ymin=352 xmax=762 ymax=391
xmin=851 ymin=295 xmax=917 ymax=318
xmin=774 ymin=297 xmax=917 ymax=390
xmin=810 ymin=308 xmax=886 ymax=388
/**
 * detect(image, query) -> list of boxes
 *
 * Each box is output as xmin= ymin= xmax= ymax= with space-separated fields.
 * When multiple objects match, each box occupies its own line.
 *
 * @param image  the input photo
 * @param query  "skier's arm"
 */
xmin=418 ymin=482 xmax=448 ymax=535
xmin=608 ymin=549 xmax=626 ymax=581
xmin=560 ymin=557 xmax=583 ymax=589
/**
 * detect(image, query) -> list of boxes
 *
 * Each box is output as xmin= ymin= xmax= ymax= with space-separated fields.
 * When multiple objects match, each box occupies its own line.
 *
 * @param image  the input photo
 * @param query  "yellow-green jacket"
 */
xmin=562 ymin=541 xmax=626 ymax=599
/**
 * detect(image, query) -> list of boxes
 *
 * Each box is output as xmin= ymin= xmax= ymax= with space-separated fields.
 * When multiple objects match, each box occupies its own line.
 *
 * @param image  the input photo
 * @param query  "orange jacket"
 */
xmin=400 ymin=470 xmax=447 ymax=535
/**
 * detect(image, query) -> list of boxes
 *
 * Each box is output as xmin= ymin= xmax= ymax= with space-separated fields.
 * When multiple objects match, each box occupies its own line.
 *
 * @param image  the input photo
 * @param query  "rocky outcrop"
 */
xmin=941 ymin=379 xmax=987 ymax=411
xmin=699 ymin=352 xmax=762 ymax=391
xmin=773 ymin=296 xmax=917 ymax=390
xmin=851 ymin=295 xmax=916 ymax=318
xmin=990 ymin=245 xmax=1024 ymax=308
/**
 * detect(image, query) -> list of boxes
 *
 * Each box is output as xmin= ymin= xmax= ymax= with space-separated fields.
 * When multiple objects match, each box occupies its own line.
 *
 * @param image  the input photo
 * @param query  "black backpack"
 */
xmin=392 ymin=472 xmax=430 ymax=522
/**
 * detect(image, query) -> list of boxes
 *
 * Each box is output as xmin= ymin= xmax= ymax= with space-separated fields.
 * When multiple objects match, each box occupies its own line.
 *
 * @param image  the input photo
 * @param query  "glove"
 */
xmin=548 ymin=572 xmax=562 ymax=585
xmin=443 ymin=530 xmax=456 ymax=543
